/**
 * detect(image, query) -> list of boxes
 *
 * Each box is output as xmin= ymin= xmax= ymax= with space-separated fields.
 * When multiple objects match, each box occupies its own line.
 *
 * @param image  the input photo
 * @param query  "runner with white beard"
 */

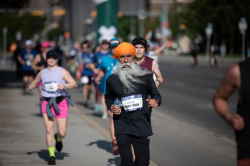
xmin=105 ymin=42 xmax=161 ymax=166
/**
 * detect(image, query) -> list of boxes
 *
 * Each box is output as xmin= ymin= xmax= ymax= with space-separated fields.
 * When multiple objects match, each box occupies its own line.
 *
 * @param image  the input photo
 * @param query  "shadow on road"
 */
xmin=27 ymin=149 xmax=70 ymax=162
xmin=87 ymin=140 xmax=120 ymax=166
xmin=30 ymin=112 xmax=43 ymax=118
xmin=87 ymin=140 xmax=112 ymax=153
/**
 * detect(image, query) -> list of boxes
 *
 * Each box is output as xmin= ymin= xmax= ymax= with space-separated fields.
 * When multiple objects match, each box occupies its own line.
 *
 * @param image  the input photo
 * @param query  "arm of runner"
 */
xmin=60 ymin=68 xmax=77 ymax=90
xmin=152 ymin=60 xmax=163 ymax=87
xmin=29 ymin=71 xmax=42 ymax=91
xmin=147 ymin=74 xmax=161 ymax=107
xmin=86 ymin=63 xmax=99 ymax=74
xmin=17 ymin=55 xmax=25 ymax=66
xmin=95 ymin=70 xmax=105 ymax=84
xmin=213 ymin=65 xmax=244 ymax=131
xmin=154 ymin=44 xmax=166 ymax=55
xmin=105 ymin=76 xmax=117 ymax=113
xmin=31 ymin=54 xmax=43 ymax=71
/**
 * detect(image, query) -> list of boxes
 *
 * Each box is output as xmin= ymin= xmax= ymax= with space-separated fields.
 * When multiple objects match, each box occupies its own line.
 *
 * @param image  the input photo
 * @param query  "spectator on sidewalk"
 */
xmin=220 ymin=42 xmax=226 ymax=62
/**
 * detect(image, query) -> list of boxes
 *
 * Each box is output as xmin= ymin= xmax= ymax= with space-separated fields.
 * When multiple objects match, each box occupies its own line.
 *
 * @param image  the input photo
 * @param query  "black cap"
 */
xmin=46 ymin=50 xmax=58 ymax=59
xmin=132 ymin=37 xmax=147 ymax=52
xmin=101 ymin=39 xmax=109 ymax=44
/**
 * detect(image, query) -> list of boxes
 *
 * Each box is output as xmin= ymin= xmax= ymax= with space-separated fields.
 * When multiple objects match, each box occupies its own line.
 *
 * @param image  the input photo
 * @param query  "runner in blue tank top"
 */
xmin=95 ymin=38 xmax=120 ymax=154
xmin=79 ymin=41 xmax=96 ymax=107
xmin=92 ymin=39 xmax=111 ymax=113
xmin=17 ymin=40 xmax=37 ymax=94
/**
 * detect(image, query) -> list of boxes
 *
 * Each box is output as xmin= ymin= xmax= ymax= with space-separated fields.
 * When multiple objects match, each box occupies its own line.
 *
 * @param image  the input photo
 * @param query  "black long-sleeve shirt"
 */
xmin=105 ymin=73 xmax=161 ymax=137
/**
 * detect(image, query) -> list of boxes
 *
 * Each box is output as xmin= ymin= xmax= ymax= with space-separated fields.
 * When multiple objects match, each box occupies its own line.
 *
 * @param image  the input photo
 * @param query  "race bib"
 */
xmin=26 ymin=60 xmax=32 ymax=66
xmin=121 ymin=94 xmax=143 ymax=112
xmin=44 ymin=82 xmax=58 ymax=92
xmin=80 ymin=76 xmax=89 ymax=84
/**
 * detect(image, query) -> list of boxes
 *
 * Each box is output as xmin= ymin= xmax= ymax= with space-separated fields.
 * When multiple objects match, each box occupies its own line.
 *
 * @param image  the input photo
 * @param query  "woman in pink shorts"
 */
xmin=29 ymin=50 xmax=77 ymax=165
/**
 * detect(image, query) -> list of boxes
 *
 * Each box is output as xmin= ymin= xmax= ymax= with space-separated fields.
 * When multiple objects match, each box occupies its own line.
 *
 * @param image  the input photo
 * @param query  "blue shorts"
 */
xmin=98 ymin=78 xmax=106 ymax=94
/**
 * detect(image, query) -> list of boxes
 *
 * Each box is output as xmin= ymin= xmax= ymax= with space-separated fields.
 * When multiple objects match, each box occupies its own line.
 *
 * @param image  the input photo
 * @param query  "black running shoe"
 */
xmin=54 ymin=133 xmax=63 ymax=152
xmin=48 ymin=156 xmax=56 ymax=165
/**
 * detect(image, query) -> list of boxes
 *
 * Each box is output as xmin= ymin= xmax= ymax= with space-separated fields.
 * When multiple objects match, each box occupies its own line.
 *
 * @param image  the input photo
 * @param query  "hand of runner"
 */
xmin=111 ymin=104 xmax=122 ymax=115
xmin=93 ymin=68 xmax=99 ymax=74
xmin=146 ymin=98 xmax=159 ymax=108
xmin=95 ymin=77 xmax=101 ymax=84
xmin=29 ymin=84 xmax=35 ymax=91
xmin=231 ymin=114 xmax=245 ymax=131
xmin=58 ymin=83 xmax=65 ymax=90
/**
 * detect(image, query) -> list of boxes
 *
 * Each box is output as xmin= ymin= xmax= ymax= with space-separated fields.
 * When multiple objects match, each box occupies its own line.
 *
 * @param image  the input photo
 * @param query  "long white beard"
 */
xmin=112 ymin=60 xmax=151 ymax=91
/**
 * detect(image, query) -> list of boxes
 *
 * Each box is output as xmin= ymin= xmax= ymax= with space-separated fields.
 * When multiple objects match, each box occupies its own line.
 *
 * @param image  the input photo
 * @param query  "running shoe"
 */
xmin=54 ymin=133 xmax=63 ymax=152
xmin=102 ymin=112 xmax=108 ymax=120
xmin=112 ymin=139 xmax=119 ymax=155
xmin=94 ymin=104 xmax=99 ymax=112
xmin=48 ymin=156 xmax=56 ymax=165
xmin=83 ymin=102 xmax=88 ymax=108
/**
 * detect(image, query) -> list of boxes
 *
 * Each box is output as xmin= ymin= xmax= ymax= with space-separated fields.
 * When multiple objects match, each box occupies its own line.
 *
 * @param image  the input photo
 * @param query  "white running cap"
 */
xmin=25 ymin=40 xmax=33 ymax=46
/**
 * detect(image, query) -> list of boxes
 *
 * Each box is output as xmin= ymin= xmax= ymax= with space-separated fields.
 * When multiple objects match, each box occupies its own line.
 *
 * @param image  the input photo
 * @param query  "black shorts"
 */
xmin=22 ymin=70 xmax=35 ymax=77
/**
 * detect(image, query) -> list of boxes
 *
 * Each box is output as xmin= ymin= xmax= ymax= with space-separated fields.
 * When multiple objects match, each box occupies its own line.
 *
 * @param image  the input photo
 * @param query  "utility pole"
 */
xmin=2 ymin=27 xmax=7 ymax=66
xmin=161 ymin=0 xmax=168 ymax=54
xmin=138 ymin=0 xmax=145 ymax=37
xmin=129 ymin=0 xmax=136 ymax=42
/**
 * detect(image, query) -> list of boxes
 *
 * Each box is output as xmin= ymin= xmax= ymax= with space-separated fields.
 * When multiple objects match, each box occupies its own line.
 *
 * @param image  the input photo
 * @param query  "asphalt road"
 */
xmin=0 ymin=55 xmax=240 ymax=166
xmin=157 ymin=56 xmax=239 ymax=139
xmin=69 ymin=55 xmax=240 ymax=166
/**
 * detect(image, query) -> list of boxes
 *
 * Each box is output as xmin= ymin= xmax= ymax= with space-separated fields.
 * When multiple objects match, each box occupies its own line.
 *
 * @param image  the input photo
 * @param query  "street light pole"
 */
xmin=129 ymin=0 xmax=136 ymax=42
xmin=205 ymin=23 xmax=213 ymax=60
xmin=238 ymin=18 xmax=248 ymax=60
xmin=2 ymin=27 xmax=7 ymax=66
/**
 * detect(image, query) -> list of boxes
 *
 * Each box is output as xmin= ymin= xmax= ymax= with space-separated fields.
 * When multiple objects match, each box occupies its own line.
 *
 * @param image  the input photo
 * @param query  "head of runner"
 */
xmin=81 ymin=40 xmax=89 ymax=54
xmin=46 ymin=50 xmax=58 ymax=68
xmin=109 ymin=38 xmax=120 ymax=57
xmin=113 ymin=42 xmax=151 ymax=91
xmin=25 ymin=39 xmax=33 ymax=51
xmin=41 ymin=41 xmax=50 ymax=53
xmin=100 ymin=39 xmax=109 ymax=52
xmin=132 ymin=37 xmax=147 ymax=60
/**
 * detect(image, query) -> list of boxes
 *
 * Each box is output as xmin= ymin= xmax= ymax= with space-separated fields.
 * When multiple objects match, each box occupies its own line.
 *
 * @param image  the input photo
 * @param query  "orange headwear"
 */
xmin=114 ymin=42 xmax=135 ymax=59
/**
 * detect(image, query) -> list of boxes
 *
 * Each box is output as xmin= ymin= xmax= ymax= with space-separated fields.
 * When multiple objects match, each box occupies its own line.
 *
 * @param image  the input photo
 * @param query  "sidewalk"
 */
xmin=0 ymin=70 xmax=121 ymax=165
xmin=159 ymin=50 xmax=242 ymax=66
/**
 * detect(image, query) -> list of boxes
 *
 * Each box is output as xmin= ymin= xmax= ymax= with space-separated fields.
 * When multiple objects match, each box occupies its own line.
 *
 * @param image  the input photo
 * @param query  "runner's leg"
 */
xmin=23 ymin=75 xmax=28 ymax=92
xmin=55 ymin=118 xmax=67 ymax=139
xmin=101 ymin=94 xmax=108 ymax=119
xmin=109 ymin=111 xmax=119 ymax=155
xmin=42 ymin=113 xmax=55 ymax=147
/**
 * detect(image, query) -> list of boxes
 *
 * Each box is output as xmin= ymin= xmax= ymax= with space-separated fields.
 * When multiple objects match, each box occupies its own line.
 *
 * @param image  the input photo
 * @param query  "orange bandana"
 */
xmin=114 ymin=42 xmax=135 ymax=59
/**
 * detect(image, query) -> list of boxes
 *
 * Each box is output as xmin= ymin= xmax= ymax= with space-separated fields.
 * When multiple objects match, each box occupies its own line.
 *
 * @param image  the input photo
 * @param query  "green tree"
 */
xmin=47 ymin=27 xmax=65 ymax=41
xmin=170 ymin=0 xmax=249 ymax=54
xmin=0 ymin=13 xmax=46 ymax=48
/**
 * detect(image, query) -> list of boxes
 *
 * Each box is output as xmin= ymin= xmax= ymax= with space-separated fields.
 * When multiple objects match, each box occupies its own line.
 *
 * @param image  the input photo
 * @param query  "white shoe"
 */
xmin=102 ymin=112 xmax=108 ymax=120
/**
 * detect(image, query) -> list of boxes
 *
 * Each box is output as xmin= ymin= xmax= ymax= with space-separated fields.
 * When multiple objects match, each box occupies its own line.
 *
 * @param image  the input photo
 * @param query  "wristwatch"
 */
xmin=157 ymin=80 xmax=161 ymax=85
